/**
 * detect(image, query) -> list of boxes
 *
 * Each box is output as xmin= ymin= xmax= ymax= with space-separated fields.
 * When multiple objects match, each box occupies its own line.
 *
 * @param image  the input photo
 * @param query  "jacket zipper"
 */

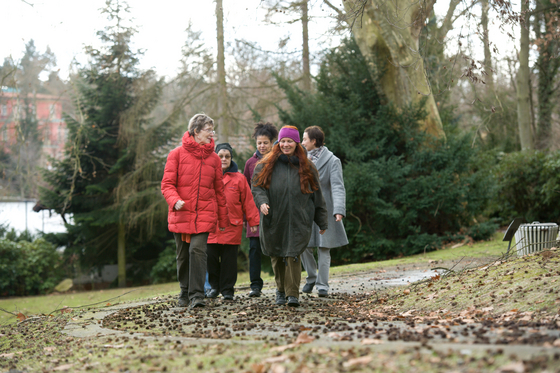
xmin=195 ymin=153 xmax=203 ymax=232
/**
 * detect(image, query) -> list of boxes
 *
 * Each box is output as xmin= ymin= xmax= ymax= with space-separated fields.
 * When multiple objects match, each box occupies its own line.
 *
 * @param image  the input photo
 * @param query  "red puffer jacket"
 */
xmin=161 ymin=131 xmax=228 ymax=234
xmin=208 ymin=161 xmax=260 ymax=245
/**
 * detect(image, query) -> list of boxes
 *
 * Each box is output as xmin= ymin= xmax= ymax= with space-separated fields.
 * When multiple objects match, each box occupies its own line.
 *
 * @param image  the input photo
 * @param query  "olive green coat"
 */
xmin=252 ymin=159 xmax=328 ymax=257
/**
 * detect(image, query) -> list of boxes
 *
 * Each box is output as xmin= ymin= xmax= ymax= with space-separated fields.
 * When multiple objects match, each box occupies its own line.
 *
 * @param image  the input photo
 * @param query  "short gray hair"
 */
xmin=188 ymin=113 xmax=214 ymax=137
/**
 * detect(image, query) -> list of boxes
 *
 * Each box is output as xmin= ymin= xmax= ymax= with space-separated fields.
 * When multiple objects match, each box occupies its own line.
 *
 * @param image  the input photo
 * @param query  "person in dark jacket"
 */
xmin=207 ymin=143 xmax=260 ymax=300
xmin=252 ymin=125 xmax=328 ymax=307
xmin=301 ymin=126 xmax=349 ymax=297
xmin=161 ymin=114 xmax=228 ymax=309
xmin=243 ymin=122 xmax=278 ymax=297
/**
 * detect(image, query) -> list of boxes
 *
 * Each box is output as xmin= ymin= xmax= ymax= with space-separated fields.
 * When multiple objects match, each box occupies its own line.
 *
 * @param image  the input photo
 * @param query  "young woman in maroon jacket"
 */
xmin=243 ymin=122 xmax=278 ymax=297
xmin=206 ymin=143 xmax=260 ymax=300
xmin=161 ymin=114 xmax=228 ymax=309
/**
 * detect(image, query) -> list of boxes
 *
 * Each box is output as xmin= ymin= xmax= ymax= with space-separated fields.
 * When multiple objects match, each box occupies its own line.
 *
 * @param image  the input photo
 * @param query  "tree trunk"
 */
xmin=301 ymin=0 xmax=311 ymax=91
xmin=118 ymin=221 xmax=126 ymax=288
xmin=534 ymin=4 xmax=560 ymax=149
xmin=480 ymin=0 xmax=494 ymax=93
xmin=345 ymin=0 xmax=445 ymax=139
xmin=516 ymin=1 xmax=534 ymax=150
xmin=216 ymin=0 xmax=229 ymax=143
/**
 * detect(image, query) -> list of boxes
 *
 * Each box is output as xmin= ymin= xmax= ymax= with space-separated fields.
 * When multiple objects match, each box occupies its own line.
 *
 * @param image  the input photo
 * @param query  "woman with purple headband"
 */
xmin=252 ymin=125 xmax=328 ymax=307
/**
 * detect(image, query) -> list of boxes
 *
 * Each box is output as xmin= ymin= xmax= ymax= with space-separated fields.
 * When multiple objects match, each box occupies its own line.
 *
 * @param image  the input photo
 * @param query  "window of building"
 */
xmin=0 ymin=105 xmax=7 ymax=116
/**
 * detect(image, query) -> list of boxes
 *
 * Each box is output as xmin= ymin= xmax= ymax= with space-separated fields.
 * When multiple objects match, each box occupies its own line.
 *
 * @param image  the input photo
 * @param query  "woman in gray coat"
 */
xmin=252 ymin=125 xmax=328 ymax=307
xmin=301 ymin=126 xmax=349 ymax=297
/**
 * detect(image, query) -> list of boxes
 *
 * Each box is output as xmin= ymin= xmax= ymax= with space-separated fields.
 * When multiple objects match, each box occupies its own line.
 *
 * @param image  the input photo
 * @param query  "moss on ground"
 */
xmin=384 ymin=248 xmax=560 ymax=318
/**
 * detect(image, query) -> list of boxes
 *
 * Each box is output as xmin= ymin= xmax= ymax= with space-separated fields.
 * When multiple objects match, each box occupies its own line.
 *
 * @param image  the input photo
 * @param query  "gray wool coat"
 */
xmin=307 ymin=147 xmax=349 ymax=249
xmin=252 ymin=158 xmax=329 ymax=258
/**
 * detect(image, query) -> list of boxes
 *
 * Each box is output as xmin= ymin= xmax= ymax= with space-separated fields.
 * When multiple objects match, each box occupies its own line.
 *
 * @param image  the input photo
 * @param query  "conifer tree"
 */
xmin=40 ymin=0 xmax=178 ymax=287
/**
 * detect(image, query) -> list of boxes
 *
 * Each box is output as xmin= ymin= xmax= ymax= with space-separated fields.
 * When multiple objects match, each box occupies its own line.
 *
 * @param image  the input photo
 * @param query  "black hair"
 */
xmin=253 ymin=122 xmax=278 ymax=142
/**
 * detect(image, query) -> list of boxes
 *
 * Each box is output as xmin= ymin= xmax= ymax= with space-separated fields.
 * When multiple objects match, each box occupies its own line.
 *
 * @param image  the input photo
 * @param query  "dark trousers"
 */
xmin=207 ymin=243 xmax=238 ymax=296
xmin=174 ymin=232 xmax=209 ymax=301
xmin=271 ymin=256 xmax=301 ymax=298
xmin=249 ymin=237 xmax=263 ymax=291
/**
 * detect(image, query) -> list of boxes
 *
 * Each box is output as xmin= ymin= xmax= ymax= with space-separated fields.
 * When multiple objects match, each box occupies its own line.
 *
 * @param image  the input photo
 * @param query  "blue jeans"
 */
xmin=249 ymin=237 xmax=263 ymax=291
xmin=204 ymin=272 xmax=211 ymax=291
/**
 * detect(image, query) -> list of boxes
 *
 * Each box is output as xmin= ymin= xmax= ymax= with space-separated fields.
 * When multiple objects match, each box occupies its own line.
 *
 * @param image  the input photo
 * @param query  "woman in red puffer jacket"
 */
xmin=161 ymin=114 xmax=228 ymax=309
xmin=207 ymin=143 xmax=260 ymax=300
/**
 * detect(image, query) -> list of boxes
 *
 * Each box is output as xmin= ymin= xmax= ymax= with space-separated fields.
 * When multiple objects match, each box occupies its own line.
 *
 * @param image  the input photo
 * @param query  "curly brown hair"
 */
xmin=253 ymin=138 xmax=319 ymax=194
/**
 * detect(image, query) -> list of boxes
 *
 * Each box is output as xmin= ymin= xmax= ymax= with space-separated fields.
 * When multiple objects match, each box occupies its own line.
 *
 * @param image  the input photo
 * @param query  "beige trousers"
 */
xmin=271 ymin=256 xmax=301 ymax=298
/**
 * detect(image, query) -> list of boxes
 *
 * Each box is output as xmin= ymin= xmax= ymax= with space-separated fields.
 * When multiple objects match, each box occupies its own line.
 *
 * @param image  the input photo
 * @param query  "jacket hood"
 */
xmin=224 ymin=160 xmax=239 ymax=174
xmin=314 ymin=146 xmax=334 ymax=171
xmin=182 ymin=131 xmax=215 ymax=158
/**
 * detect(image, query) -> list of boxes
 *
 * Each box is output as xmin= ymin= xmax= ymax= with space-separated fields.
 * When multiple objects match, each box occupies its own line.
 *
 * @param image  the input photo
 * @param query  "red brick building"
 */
xmin=0 ymin=88 xmax=67 ymax=165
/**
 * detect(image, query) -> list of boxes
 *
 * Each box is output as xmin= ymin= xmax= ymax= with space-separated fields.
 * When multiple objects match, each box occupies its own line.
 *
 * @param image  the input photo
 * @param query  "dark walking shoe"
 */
xmin=276 ymin=290 xmax=286 ymax=305
xmin=189 ymin=297 xmax=205 ymax=308
xmin=287 ymin=296 xmax=300 ymax=307
xmin=302 ymin=282 xmax=315 ymax=294
xmin=177 ymin=297 xmax=189 ymax=307
xmin=318 ymin=289 xmax=328 ymax=297
xmin=206 ymin=289 xmax=219 ymax=299
xmin=248 ymin=289 xmax=261 ymax=297
xmin=223 ymin=294 xmax=234 ymax=301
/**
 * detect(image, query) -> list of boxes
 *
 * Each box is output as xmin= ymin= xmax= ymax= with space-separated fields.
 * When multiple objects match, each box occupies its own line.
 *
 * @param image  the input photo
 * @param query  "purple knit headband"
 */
xmin=278 ymin=127 xmax=300 ymax=143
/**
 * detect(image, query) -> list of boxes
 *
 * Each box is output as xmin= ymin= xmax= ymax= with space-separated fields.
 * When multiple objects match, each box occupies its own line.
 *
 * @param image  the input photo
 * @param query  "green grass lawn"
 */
xmin=0 ymin=232 xmax=509 ymax=324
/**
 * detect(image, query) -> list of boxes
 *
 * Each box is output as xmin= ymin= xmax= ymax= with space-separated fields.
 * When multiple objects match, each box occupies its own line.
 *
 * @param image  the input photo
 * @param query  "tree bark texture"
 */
xmin=118 ymin=222 xmax=126 ymax=288
xmin=480 ymin=0 xmax=494 ymax=93
xmin=344 ymin=0 xmax=445 ymax=139
xmin=534 ymin=2 xmax=560 ymax=149
xmin=301 ymin=0 xmax=311 ymax=91
xmin=516 ymin=1 xmax=534 ymax=150
xmin=216 ymin=0 xmax=229 ymax=143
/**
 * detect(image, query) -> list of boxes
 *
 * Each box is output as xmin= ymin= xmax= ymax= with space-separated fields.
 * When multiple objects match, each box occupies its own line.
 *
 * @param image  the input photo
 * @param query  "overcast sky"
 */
xmin=1 ymin=0 xmax=344 ymax=80
xmin=1 ymin=0 xmax=517 ymax=81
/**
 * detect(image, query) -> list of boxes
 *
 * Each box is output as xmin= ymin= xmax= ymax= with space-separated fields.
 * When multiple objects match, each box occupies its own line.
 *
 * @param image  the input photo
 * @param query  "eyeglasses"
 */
xmin=219 ymin=155 xmax=231 ymax=160
xmin=202 ymin=128 xmax=215 ymax=135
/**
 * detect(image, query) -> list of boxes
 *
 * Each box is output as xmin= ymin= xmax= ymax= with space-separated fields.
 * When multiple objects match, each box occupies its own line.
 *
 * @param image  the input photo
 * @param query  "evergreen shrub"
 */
xmin=276 ymin=38 xmax=496 ymax=262
xmin=0 ymin=238 xmax=66 ymax=296
xmin=150 ymin=241 xmax=177 ymax=284
xmin=490 ymin=150 xmax=560 ymax=224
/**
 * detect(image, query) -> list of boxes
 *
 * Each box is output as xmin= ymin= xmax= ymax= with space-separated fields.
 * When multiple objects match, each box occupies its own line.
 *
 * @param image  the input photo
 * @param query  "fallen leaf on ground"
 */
xmin=553 ymin=339 xmax=560 ymax=347
xmin=103 ymin=344 xmax=124 ymax=348
xmin=270 ymin=364 xmax=286 ymax=373
xmin=295 ymin=332 xmax=314 ymax=344
xmin=106 ymin=303 xmax=111 ymax=306
xmin=0 ymin=353 xmax=14 ymax=358
xmin=343 ymin=356 xmax=373 ymax=367
xmin=16 ymin=312 xmax=27 ymax=322
xmin=270 ymin=344 xmax=297 ymax=353
xmin=44 ymin=347 xmax=56 ymax=352
xmin=60 ymin=307 xmax=72 ymax=314
xmin=263 ymin=356 xmax=289 ymax=364
xmin=361 ymin=338 xmax=383 ymax=345
xmin=53 ymin=364 xmax=74 ymax=371
xmin=497 ymin=361 xmax=525 ymax=373
xmin=250 ymin=363 xmax=265 ymax=373
xmin=403 ymin=289 xmax=410 ymax=295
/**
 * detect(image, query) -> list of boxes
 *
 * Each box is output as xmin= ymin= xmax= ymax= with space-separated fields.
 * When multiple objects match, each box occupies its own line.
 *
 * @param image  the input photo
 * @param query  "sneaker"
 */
xmin=248 ymin=289 xmax=261 ymax=297
xmin=223 ymin=294 xmax=234 ymax=301
xmin=276 ymin=290 xmax=286 ymax=305
xmin=206 ymin=289 xmax=219 ymax=299
xmin=318 ymin=289 xmax=328 ymax=297
xmin=302 ymin=282 xmax=315 ymax=294
xmin=189 ymin=297 xmax=205 ymax=308
xmin=287 ymin=296 xmax=300 ymax=307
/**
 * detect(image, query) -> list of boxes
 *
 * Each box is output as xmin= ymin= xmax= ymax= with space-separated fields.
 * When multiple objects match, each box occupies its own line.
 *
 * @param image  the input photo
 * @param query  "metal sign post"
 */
xmin=503 ymin=218 xmax=523 ymax=256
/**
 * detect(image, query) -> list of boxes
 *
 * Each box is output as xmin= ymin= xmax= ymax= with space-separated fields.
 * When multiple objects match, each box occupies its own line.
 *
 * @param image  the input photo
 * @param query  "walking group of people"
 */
xmin=161 ymin=114 xmax=348 ymax=309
